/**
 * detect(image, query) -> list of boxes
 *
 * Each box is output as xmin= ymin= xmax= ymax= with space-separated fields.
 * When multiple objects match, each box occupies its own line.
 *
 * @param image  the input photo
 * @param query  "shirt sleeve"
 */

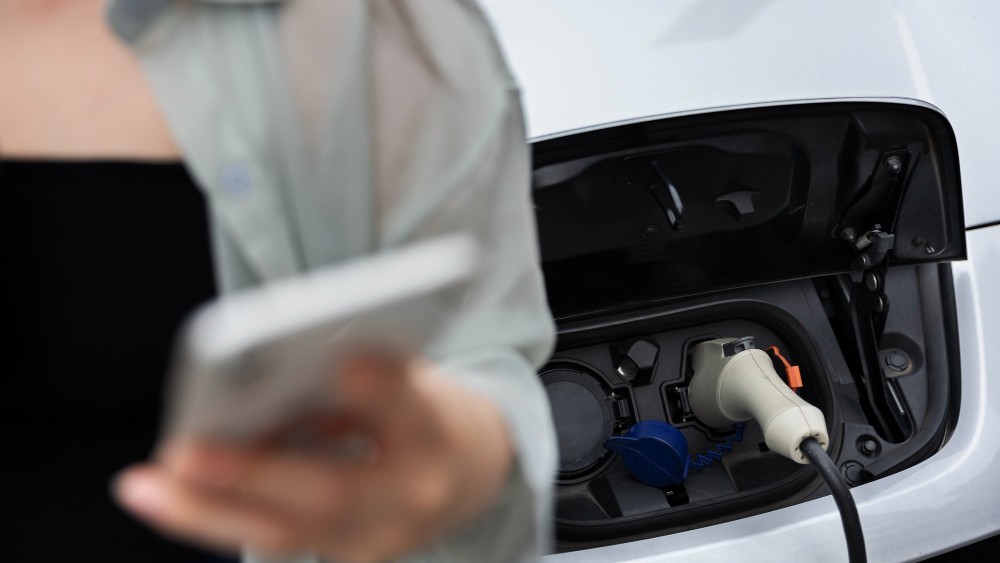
xmin=366 ymin=2 xmax=558 ymax=561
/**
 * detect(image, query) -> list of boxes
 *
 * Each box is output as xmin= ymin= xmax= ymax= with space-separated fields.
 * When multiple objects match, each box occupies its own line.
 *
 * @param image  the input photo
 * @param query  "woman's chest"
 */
xmin=0 ymin=0 xmax=178 ymax=159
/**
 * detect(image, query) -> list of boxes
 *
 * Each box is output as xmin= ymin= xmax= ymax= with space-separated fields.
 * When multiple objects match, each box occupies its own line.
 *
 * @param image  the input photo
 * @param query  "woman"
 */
xmin=0 ymin=1 xmax=556 ymax=561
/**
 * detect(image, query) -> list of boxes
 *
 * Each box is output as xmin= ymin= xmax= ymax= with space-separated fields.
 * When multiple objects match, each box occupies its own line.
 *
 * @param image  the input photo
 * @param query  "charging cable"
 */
xmin=800 ymin=437 xmax=867 ymax=563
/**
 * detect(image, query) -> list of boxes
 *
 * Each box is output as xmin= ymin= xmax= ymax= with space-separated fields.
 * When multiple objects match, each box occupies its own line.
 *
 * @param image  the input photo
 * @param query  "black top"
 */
xmin=1 ymin=160 xmax=229 ymax=562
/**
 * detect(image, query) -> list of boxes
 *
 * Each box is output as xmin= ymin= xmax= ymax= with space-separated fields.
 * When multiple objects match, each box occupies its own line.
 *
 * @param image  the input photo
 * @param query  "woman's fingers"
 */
xmin=113 ymin=465 xmax=303 ymax=555
xmin=123 ymin=446 xmax=407 ymax=559
xmin=159 ymin=429 xmax=390 ymax=526
xmin=111 ymin=357 xmax=506 ymax=562
xmin=335 ymin=352 xmax=414 ymax=418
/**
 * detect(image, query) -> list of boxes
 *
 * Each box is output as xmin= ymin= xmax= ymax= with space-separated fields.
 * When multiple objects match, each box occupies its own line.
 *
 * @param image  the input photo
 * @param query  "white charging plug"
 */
xmin=687 ymin=338 xmax=828 ymax=463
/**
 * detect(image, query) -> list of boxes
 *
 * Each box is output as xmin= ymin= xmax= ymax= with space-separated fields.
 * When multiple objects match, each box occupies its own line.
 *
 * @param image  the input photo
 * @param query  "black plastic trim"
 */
xmin=550 ymin=290 xmax=844 ymax=547
xmin=532 ymin=101 xmax=965 ymax=319
xmin=939 ymin=263 xmax=962 ymax=446
xmin=967 ymin=220 xmax=1000 ymax=231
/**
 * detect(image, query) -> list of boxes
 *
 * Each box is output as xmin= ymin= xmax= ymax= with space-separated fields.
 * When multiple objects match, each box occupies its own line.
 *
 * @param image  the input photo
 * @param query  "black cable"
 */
xmin=800 ymin=437 xmax=867 ymax=563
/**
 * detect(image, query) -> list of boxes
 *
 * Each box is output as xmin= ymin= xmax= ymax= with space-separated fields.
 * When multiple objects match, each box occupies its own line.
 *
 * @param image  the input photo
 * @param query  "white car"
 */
xmin=480 ymin=1 xmax=1000 ymax=561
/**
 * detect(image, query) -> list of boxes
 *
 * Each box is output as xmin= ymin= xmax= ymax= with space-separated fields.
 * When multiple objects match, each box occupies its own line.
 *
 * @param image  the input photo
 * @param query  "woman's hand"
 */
xmin=114 ymin=356 xmax=514 ymax=563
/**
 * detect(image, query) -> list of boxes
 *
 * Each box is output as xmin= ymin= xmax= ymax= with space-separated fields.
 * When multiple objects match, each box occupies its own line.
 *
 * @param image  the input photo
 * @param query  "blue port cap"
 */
xmin=604 ymin=420 xmax=690 ymax=488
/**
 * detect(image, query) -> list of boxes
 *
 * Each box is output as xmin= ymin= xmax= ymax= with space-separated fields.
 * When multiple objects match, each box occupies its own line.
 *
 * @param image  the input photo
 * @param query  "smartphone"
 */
xmin=163 ymin=234 xmax=478 ymax=444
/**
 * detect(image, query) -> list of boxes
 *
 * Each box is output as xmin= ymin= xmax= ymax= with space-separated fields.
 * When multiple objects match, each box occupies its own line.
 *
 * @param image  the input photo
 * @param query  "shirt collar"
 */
xmin=106 ymin=0 xmax=285 ymax=44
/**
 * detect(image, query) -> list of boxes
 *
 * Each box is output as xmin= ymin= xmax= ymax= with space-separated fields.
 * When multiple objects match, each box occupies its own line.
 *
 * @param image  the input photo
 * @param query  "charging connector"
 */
xmin=687 ymin=338 xmax=827 ymax=462
xmin=687 ymin=337 xmax=865 ymax=562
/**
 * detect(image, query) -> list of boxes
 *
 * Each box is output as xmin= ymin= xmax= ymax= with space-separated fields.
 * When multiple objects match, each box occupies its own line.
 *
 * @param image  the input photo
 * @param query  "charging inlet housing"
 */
xmin=532 ymin=100 xmax=964 ymax=551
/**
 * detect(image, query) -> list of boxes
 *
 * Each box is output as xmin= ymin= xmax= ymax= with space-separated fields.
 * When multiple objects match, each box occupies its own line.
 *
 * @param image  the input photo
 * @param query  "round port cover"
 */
xmin=542 ymin=364 xmax=617 ymax=479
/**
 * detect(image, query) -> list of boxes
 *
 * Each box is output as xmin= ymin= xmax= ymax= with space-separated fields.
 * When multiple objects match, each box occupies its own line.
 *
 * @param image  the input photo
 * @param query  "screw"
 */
xmin=860 ymin=439 xmax=879 ymax=455
xmin=842 ymin=461 xmax=865 ymax=485
xmin=874 ymin=294 xmax=886 ymax=313
xmin=885 ymin=155 xmax=903 ymax=174
xmin=839 ymin=227 xmax=857 ymax=243
xmin=642 ymin=224 xmax=659 ymax=239
xmin=884 ymin=350 xmax=910 ymax=372
xmin=912 ymin=236 xmax=927 ymax=247
xmin=864 ymin=271 xmax=879 ymax=292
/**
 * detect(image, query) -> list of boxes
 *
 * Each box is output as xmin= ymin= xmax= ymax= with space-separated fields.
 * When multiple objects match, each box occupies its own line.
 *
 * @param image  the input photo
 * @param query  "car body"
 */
xmin=479 ymin=1 xmax=1000 ymax=560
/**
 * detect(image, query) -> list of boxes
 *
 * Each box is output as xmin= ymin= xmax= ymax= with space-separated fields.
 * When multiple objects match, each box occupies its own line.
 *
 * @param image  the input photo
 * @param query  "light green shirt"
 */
xmin=105 ymin=1 xmax=557 ymax=561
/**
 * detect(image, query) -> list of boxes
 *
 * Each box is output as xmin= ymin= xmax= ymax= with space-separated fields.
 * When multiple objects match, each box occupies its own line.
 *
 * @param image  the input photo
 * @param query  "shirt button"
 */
xmin=221 ymin=163 xmax=253 ymax=196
